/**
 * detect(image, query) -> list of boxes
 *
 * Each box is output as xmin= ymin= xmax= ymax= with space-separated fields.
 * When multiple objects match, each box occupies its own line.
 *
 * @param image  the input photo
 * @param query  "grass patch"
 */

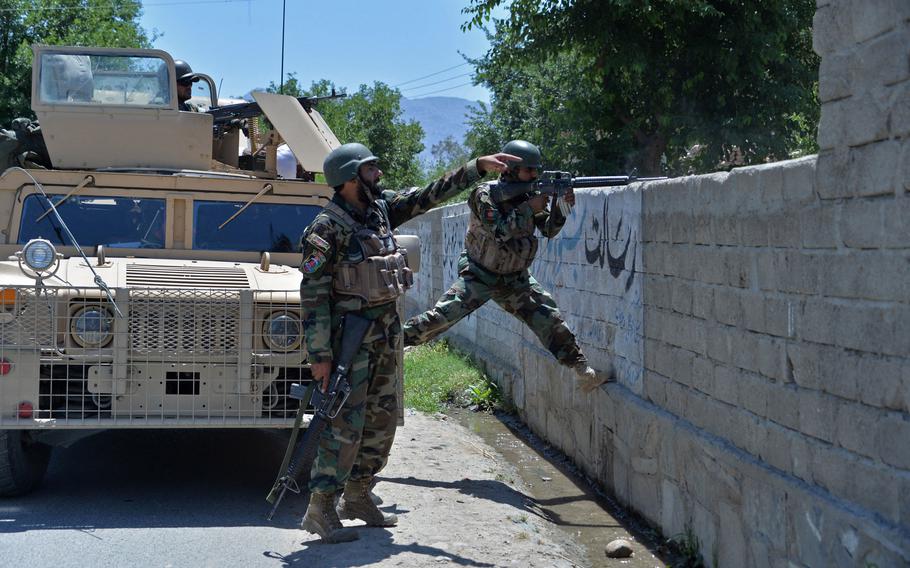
xmin=403 ymin=340 xmax=502 ymax=413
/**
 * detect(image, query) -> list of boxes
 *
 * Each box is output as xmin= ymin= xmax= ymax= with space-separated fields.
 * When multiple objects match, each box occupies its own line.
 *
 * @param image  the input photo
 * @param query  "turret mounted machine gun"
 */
xmin=205 ymin=89 xmax=347 ymax=137
xmin=490 ymin=170 xmax=667 ymax=214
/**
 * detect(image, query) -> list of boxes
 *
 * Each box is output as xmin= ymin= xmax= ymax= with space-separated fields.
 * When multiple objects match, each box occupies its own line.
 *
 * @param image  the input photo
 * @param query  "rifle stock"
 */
xmin=266 ymin=313 xmax=372 ymax=519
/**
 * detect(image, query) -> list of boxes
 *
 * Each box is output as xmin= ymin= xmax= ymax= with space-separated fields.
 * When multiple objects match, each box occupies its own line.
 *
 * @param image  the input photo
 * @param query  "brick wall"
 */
xmin=400 ymin=1 xmax=909 ymax=565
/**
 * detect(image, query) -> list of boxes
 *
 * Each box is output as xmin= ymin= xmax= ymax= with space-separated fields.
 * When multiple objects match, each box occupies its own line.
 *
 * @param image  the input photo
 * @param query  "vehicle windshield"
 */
xmin=193 ymin=201 xmax=319 ymax=252
xmin=38 ymin=52 xmax=171 ymax=107
xmin=19 ymin=194 xmax=166 ymax=248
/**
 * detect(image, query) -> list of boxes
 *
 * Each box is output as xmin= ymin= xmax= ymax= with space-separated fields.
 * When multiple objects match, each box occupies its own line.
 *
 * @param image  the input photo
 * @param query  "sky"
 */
xmin=139 ymin=0 xmax=504 ymax=103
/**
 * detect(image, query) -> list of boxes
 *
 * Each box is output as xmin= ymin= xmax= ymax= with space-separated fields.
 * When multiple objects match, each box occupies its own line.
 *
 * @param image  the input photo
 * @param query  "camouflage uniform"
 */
xmin=299 ymin=160 xmax=484 ymax=495
xmin=403 ymin=181 xmax=587 ymax=369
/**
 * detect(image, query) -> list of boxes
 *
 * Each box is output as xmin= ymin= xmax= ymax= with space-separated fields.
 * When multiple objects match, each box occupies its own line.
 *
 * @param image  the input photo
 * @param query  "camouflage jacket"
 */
xmin=467 ymin=181 xmax=568 ymax=242
xmin=299 ymin=159 xmax=484 ymax=363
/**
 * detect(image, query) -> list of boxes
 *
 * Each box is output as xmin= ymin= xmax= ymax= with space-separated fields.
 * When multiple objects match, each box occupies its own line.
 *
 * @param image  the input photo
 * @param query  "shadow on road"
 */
xmin=0 ymin=428 xmax=310 ymax=532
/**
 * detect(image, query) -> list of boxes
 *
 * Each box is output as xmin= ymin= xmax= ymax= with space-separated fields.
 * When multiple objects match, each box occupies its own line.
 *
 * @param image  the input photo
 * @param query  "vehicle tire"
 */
xmin=0 ymin=430 xmax=52 ymax=497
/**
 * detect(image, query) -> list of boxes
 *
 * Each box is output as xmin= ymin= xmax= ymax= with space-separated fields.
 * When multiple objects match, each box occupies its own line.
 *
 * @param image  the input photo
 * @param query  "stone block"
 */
xmin=692 ymin=355 xmax=715 ymax=395
xmin=741 ymin=292 xmax=765 ymax=333
xmin=810 ymin=441 xmax=853 ymax=498
xmin=692 ymin=285 xmax=714 ymax=320
xmin=691 ymin=501 xmax=718 ymax=568
xmin=799 ymin=390 xmax=839 ymax=443
xmin=818 ymin=97 xmax=849 ymax=151
xmin=706 ymin=323 xmax=733 ymax=364
xmin=834 ymin=303 xmax=892 ymax=355
xmin=716 ymin=502 xmax=746 ymax=566
xmin=670 ymin=279 xmax=694 ymax=315
xmin=673 ymin=347 xmax=696 ymax=388
xmin=797 ymin=299 xmax=838 ymax=346
xmin=817 ymin=345 xmax=860 ymax=400
xmin=799 ymin=203 xmax=839 ymax=249
xmin=892 ymin=81 xmax=910 ymax=138
xmin=767 ymin=210 xmax=802 ymax=248
xmin=824 ymin=250 xmax=910 ymax=303
xmin=723 ymin=249 xmax=753 ymax=289
xmin=643 ymin=274 xmax=672 ymax=310
xmin=849 ymin=139 xmax=900 ymax=197
xmin=670 ymin=211 xmax=694 ymax=244
xmin=767 ymin=383 xmax=801 ymax=430
xmin=755 ymin=250 xmax=780 ymax=291
xmin=839 ymin=198 xmax=884 ymax=249
xmin=741 ymin=215 xmax=769 ymax=247
xmin=876 ymin=413 xmax=910 ymax=469
xmin=643 ymin=369 xmax=669 ymax=408
xmin=694 ymin=246 xmax=727 ymax=285
xmin=781 ymin=156 xmax=818 ymax=204
xmin=660 ymin=479 xmax=687 ymax=538
xmin=835 ymin=400 xmax=882 ymax=460
xmin=818 ymin=50 xmax=852 ymax=102
xmin=731 ymin=329 xmax=760 ymax=374
xmin=846 ymin=91 xmax=893 ymax=147
xmin=816 ymin=148 xmax=853 ymax=199
xmin=849 ymin=0 xmax=907 ymax=43
xmin=771 ymin=251 xmax=821 ymax=295
xmin=713 ymin=287 xmax=743 ymax=327
xmin=788 ymin=494 xmax=830 ymax=568
xmin=739 ymin=371 xmax=770 ymax=418
xmin=757 ymin=338 xmax=785 ymax=381
xmin=852 ymin=352 xmax=905 ymax=410
xmin=743 ymin=475 xmax=788 ymax=543
xmin=760 ymin=164 xmax=785 ymax=204
xmin=763 ymin=424 xmax=794 ymax=473
xmin=714 ymin=364 xmax=741 ymax=406
xmin=813 ymin=4 xmax=850 ymax=55
xmin=765 ymin=298 xmax=794 ymax=339
xmin=712 ymin=214 xmax=740 ymax=246
xmin=883 ymin=193 xmax=910 ymax=249
xmin=848 ymin=458 xmax=902 ymax=523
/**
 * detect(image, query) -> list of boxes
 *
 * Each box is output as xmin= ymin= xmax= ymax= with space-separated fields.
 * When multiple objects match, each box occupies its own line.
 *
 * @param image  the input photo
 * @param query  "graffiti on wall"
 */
xmin=583 ymin=199 xmax=637 ymax=292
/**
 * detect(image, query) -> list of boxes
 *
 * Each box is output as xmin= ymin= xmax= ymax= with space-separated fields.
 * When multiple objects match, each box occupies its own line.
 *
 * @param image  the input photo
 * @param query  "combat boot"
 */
xmin=301 ymin=491 xmax=360 ymax=543
xmin=574 ymin=361 xmax=616 ymax=393
xmin=337 ymin=478 xmax=397 ymax=526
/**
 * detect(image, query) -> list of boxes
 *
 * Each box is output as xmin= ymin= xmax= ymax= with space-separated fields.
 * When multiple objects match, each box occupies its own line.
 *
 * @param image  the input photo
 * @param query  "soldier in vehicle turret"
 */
xmin=297 ymin=142 xmax=519 ymax=542
xmin=174 ymin=60 xmax=201 ymax=112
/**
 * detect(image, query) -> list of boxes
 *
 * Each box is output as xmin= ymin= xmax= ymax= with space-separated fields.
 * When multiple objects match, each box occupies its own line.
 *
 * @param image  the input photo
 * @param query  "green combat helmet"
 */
xmin=323 ymin=143 xmax=379 ymax=188
xmin=501 ymin=139 xmax=542 ymax=170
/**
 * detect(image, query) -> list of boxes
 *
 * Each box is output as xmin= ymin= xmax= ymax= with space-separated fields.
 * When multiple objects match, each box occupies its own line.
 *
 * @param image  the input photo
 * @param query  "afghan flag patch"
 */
xmin=302 ymin=250 xmax=326 ymax=273
xmin=306 ymin=231 xmax=331 ymax=253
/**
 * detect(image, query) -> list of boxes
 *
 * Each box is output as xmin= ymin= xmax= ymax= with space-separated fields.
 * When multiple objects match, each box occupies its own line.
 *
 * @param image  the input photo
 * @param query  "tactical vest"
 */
xmin=323 ymin=200 xmax=413 ymax=306
xmin=464 ymin=183 xmax=538 ymax=275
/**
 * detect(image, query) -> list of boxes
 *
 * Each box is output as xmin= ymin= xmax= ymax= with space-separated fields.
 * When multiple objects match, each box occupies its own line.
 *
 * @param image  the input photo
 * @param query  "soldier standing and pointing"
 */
xmin=403 ymin=140 xmax=614 ymax=392
xmin=298 ymin=142 xmax=519 ymax=543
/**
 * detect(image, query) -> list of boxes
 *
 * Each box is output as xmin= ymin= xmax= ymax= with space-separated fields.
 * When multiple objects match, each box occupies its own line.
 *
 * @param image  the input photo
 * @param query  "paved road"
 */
xmin=0 ymin=428 xmax=316 ymax=567
xmin=0 ymin=415 xmax=583 ymax=568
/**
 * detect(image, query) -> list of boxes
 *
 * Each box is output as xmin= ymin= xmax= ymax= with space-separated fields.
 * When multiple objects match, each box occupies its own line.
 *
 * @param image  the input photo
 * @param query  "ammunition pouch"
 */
xmin=464 ymin=200 xmax=538 ymax=275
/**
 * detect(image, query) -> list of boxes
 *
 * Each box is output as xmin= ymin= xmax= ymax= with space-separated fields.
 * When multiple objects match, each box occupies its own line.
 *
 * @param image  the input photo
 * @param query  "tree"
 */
xmin=0 ymin=0 xmax=152 ymax=127
xmin=463 ymin=0 xmax=819 ymax=175
xmin=269 ymin=75 xmax=425 ymax=189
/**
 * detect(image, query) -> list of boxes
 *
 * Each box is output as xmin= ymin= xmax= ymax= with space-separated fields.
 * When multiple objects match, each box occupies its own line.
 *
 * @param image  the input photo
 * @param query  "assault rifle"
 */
xmin=206 ymin=89 xmax=347 ymax=136
xmin=265 ymin=312 xmax=372 ymax=520
xmin=490 ymin=170 xmax=667 ymax=209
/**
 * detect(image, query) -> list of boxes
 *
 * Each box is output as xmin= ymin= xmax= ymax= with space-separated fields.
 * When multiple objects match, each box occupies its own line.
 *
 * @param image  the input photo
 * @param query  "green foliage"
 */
xmin=0 ymin=0 xmax=153 ymax=127
xmin=403 ymin=341 xmax=499 ymax=413
xmin=425 ymin=135 xmax=473 ymax=204
xmin=462 ymin=0 xmax=819 ymax=176
xmin=270 ymin=74 xmax=425 ymax=189
xmin=670 ymin=525 xmax=706 ymax=568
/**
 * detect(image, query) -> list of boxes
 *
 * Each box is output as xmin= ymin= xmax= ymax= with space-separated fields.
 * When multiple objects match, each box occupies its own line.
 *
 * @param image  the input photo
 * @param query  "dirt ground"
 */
xmin=286 ymin=410 xmax=659 ymax=568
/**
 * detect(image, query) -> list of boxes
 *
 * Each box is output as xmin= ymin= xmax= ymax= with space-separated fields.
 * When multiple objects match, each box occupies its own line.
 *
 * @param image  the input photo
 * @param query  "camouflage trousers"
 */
xmin=309 ymin=330 xmax=399 ymax=495
xmin=403 ymin=252 xmax=586 ymax=368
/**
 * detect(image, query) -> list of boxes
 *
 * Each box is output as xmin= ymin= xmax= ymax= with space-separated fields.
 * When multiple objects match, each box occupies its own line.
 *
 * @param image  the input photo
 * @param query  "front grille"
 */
xmin=0 ymin=285 xmax=309 ymax=428
xmin=129 ymin=289 xmax=240 ymax=357
xmin=126 ymin=264 xmax=250 ymax=289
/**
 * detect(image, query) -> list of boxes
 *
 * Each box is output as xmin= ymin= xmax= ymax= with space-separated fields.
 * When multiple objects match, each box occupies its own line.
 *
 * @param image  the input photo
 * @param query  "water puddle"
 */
xmin=451 ymin=409 xmax=674 ymax=567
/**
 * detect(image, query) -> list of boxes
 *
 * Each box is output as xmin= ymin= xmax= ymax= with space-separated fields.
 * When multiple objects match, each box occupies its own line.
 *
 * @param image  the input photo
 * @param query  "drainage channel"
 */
xmin=450 ymin=408 xmax=674 ymax=567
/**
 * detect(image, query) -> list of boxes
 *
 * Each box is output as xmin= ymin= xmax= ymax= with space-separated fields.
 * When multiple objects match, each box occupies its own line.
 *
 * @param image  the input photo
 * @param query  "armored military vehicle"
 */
xmin=0 ymin=45 xmax=417 ymax=496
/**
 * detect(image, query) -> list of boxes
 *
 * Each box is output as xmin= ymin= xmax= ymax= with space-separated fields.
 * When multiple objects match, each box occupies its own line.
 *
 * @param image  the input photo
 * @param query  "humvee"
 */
xmin=0 ymin=46 xmax=417 ymax=496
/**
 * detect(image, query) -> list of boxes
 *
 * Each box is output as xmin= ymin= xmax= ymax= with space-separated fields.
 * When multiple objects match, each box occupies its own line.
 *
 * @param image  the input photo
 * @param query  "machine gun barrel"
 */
xmin=207 ymin=92 xmax=347 ymax=127
xmin=490 ymin=171 xmax=666 ymax=204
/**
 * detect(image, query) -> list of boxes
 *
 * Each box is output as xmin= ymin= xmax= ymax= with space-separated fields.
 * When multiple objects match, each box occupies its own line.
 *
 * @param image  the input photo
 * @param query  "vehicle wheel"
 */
xmin=0 ymin=430 xmax=52 ymax=497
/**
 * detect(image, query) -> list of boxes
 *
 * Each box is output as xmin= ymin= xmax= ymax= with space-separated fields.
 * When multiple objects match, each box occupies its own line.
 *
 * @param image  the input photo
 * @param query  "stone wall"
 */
xmin=400 ymin=1 xmax=909 ymax=565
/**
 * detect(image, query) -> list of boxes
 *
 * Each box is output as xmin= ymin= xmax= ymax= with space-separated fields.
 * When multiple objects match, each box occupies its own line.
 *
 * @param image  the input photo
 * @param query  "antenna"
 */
xmin=280 ymin=0 xmax=286 ymax=93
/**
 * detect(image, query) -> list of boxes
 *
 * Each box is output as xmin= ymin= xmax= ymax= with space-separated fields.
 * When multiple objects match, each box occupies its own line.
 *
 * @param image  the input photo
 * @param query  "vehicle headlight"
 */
xmin=71 ymin=306 xmax=114 ymax=347
xmin=21 ymin=239 xmax=57 ymax=273
xmin=263 ymin=312 xmax=301 ymax=352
